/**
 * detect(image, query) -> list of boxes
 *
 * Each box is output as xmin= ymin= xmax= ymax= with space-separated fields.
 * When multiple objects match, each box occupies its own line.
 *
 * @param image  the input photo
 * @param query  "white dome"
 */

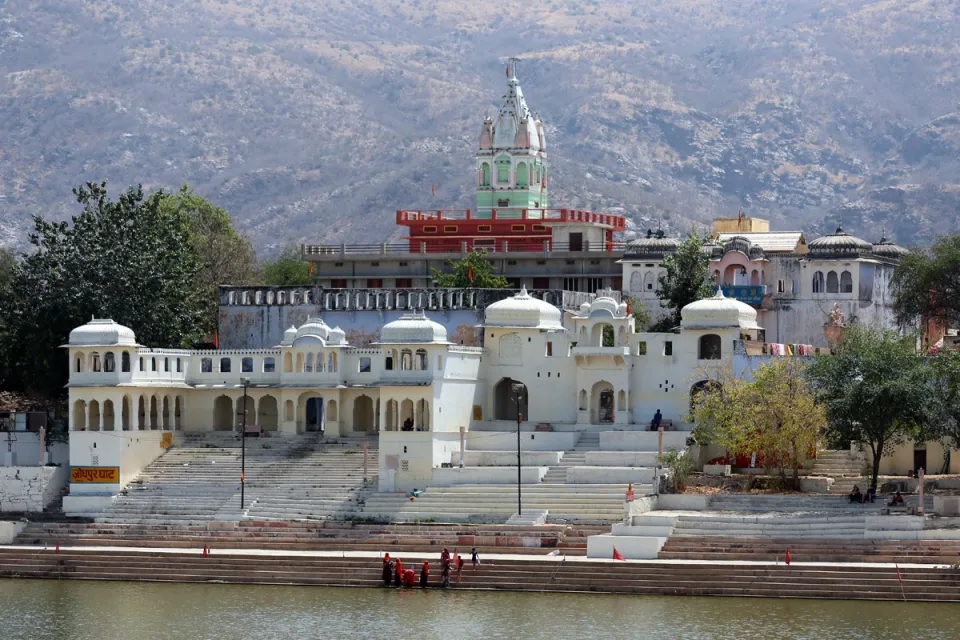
xmin=484 ymin=287 xmax=564 ymax=330
xmin=681 ymin=290 xmax=761 ymax=330
xmin=68 ymin=319 xmax=137 ymax=347
xmin=329 ymin=326 xmax=347 ymax=345
xmin=293 ymin=318 xmax=331 ymax=345
xmin=378 ymin=313 xmax=448 ymax=345
xmin=583 ymin=297 xmax=623 ymax=319
xmin=281 ymin=326 xmax=298 ymax=345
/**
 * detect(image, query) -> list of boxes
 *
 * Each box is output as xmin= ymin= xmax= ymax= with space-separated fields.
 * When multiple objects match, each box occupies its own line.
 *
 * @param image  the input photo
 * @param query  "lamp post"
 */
xmin=240 ymin=377 xmax=250 ymax=509
xmin=512 ymin=381 xmax=525 ymax=516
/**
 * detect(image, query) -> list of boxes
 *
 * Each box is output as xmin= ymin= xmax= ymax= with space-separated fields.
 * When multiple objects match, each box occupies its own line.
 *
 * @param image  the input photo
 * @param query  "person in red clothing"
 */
xmin=420 ymin=562 xmax=430 ymax=588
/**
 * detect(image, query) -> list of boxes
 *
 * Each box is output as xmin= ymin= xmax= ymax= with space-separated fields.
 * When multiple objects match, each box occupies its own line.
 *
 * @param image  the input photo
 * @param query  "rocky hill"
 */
xmin=2 ymin=0 xmax=959 ymax=253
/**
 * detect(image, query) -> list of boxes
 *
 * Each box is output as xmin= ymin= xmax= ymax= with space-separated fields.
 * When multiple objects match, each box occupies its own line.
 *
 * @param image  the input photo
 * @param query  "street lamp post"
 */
xmin=240 ymin=377 xmax=250 ymax=509
xmin=512 ymin=381 xmax=524 ymax=516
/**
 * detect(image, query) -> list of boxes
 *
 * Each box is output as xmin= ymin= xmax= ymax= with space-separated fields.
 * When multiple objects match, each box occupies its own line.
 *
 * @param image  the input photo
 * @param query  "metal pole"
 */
xmin=516 ymin=387 xmax=522 ymax=516
xmin=241 ymin=381 xmax=247 ymax=509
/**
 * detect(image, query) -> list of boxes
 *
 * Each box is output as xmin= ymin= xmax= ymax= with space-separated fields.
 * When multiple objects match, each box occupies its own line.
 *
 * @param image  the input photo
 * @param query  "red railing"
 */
xmin=302 ymin=240 xmax=626 ymax=257
xmin=396 ymin=208 xmax=626 ymax=230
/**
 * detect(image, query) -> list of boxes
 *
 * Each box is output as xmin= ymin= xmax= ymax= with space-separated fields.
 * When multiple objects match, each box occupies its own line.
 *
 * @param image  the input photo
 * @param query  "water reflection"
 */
xmin=1 ymin=579 xmax=957 ymax=640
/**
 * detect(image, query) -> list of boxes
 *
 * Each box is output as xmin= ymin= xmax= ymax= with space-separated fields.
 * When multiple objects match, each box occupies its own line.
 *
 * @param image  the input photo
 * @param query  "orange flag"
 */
xmin=613 ymin=548 xmax=625 ymax=561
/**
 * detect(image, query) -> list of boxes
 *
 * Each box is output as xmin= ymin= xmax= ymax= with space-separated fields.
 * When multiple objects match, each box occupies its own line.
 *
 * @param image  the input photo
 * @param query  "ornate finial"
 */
xmin=508 ymin=57 xmax=521 ymax=80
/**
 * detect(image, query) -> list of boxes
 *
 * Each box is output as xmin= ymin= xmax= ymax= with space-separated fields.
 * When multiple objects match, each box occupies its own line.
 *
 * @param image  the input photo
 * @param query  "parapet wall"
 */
xmin=0 ymin=466 xmax=68 ymax=513
xmin=218 ymin=286 xmax=615 ymax=349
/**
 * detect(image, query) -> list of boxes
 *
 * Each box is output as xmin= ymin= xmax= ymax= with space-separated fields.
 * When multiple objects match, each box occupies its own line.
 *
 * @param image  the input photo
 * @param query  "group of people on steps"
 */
xmin=381 ymin=547 xmax=480 ymax=589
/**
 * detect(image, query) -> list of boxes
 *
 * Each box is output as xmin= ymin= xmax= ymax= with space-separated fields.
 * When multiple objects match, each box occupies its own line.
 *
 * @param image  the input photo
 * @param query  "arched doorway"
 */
xmin=385 ymin=399 xmax=398 ymax=431
xmin=400 ymin=399 xmax=414 ymax=430
xmin=213 ymin=395 xmax=233 ymax=431
xmin=149 ymin=396 xmax=158 ymax=430
xmin=305 ymin=397 xmax=324 ymax=432
xmin=72 ymin=400 xmax=86 ymax=431
xmin=174 ymin=396 xmax=183 ymax=430
xmin=88 ymin=400 xmax=101 ymax=431
xmin=591 ymin=380 xmax=614 ymax=423
xmin=494 ymin=378 xmax=528 ymax=421
xmin=103 ymin=399 xmax=115 ymax=431
xmin=416 ymin=399 xmax=430 ymax=431
xmin=690 ymin=380 xmax=721 ymax=412
xmin=121 ymin=396 xmax=131 ymax=431
xmin=353 ymin=395 xmax=374 ymax=432
xmin=137 ymin=396 xmax=146 ymax=430
xmin=258 ymin=395 xmax=279 ymax=432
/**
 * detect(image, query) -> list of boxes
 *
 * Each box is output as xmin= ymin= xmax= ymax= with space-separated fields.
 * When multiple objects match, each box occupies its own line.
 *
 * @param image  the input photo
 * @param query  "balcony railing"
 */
xmin=395 ymin=208 xmax=626 ymax=229
xmin=302 ymin=240 xmax=626 ymax=258
xmin=715 ymin=285 xmax=769 ymax=306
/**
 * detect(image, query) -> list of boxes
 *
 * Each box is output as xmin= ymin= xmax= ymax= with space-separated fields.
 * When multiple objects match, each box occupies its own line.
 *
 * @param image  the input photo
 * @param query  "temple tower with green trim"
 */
xmin=475 ymin=58 xmax=547 ymax=219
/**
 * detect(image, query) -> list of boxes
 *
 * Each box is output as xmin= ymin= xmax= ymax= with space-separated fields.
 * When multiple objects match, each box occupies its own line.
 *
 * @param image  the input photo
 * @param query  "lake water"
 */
xmin=1 ymin=579 xmax=958 ymax=639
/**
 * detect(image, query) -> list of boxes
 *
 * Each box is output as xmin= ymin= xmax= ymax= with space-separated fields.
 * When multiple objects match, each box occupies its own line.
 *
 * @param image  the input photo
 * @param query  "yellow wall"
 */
xmin=712 ymin=217 xmax=770 ymax=234
xmin=872 ymin=440 xmax=960 ymax=475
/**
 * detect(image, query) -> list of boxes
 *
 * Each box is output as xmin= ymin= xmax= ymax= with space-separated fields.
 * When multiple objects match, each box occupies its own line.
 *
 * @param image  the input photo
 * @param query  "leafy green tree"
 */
xmin=806 ymin=326 xmax=931 ymax=490
xmin=1 ymin=182 xmax=206 ymax=396
xmin=0 ymin=248 xmax=15 ymax=294
xmin=689 ymin=360 xmax=823 ymax=488
xmin=262 ymin=245 xmax=312 ymax=285
xmin=432 ymin=249 xmax=508 ymax=288
xmin=654 ymin=232 xmax=713 ymax=329
xmin=891 ymin=235 xmax=958 ymax=331
xmin=158 ymin=184 xmax=259 ymax=334
xmin=625 ymin=296 xmax=651 ymax=331
xmin=927 ymin=346 xmax=960 ymax=472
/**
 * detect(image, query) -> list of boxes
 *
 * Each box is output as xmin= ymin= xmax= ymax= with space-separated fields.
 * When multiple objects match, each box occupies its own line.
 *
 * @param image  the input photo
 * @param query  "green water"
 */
xmin=0 ymin=579 xmax=958 ymax=639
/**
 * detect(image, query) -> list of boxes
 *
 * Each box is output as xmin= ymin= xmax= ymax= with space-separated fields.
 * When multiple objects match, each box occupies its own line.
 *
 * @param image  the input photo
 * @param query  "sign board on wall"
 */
xmin=70 ymin=467 xmax=120 ymax=483
xmin=161 ymin=433 xmax=172 ymax=449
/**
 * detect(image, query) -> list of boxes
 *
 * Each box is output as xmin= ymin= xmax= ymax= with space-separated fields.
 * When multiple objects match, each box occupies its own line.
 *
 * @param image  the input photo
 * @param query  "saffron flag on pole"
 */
xmin=506 ymin=64 xmax=510 ymax=78
xmin=613 ymin=548 xmax=625 ymax=561
xmin=468 ymin=265 xmax=473 ymax=283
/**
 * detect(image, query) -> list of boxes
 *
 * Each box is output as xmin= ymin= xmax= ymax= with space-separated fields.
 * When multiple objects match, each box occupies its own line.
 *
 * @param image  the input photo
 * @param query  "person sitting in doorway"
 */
xmin=403 ymin=417 xmax=414 ymax=431
xmin=849 ymin=485 xmax=862 ymax=504
xmin=889 ymin=491 xmax=905 ymax=507
xmin=650 ymin=409 xmax=662 ymax=431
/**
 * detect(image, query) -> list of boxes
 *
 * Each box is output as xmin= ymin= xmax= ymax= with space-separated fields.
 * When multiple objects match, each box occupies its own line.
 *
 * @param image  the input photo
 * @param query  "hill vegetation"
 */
xmin=2 ymin=0 xmax=960 ymax=251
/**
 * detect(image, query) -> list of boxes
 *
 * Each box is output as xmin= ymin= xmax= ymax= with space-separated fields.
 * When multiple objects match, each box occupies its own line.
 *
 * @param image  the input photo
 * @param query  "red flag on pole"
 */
xmin=506 ymin=64 xmax=510 ymax=78
xmin=308 ymin=261 xmax=313 ymax=277
xmin=212 ymin=332 xmax=218 ymax=348
xmin=468 ymin=265 xmax=474 ymax=283
xmin=613 ymin=548 xmax=625 ymax=561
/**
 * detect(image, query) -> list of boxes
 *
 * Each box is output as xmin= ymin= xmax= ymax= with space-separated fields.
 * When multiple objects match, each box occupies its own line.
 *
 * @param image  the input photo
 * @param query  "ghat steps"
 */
xmin=0 ymin=548 xmax=958 ymax=602
xmin=15 ymin=521 xmax=603 ymax=555
xmin=95 ymin=434 xmax=378 ymax=524
xmin=659 ymin=537 xmax=960 ymax=564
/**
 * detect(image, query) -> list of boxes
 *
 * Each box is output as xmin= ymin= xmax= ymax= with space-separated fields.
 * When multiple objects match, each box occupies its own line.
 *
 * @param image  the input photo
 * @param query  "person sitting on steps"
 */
xmin=889 ymin=491 xmax=905 ymax=507
xmin=849 ymin=485 xmax=862 ymax=504
xmin=650 ymin=409 xmax=662 ymax=432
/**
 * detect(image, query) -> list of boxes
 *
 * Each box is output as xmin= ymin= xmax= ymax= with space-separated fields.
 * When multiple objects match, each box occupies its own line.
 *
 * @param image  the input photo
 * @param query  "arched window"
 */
xmin=699 ymin=334 xmax=722 ymax=360
xmin=629 ymin=271 xmax=642 ymax=293
xmin=317 ymin=352 xmax=325 ymax=373
xmin=263 ymin=357 xmax=275 ymax=373
xmin=750 ymin=269 xmax=760 ymax=286
xmin=400 ymin=349 xmax=413 ymax=371
xmin=104 ymin=352 xmax=116 ymax=373
xmin=201 ymin=358 xmax=212 ymax=373
xmin=329 ymin=352 xmax=337 ymax=373
xmin=840 ymin=270 xmax=853 ymax=294
xmin=151 ymin=357 xmax=158 ymax=372
xmin=295 ymin=352 xmax=304 ymax=372
xmin=164 ymin=357 xmax=169 ymax=372
xmin=578 ymin=390 xmax=587 ymax=410
xmin=812 ymin=271 xmax=824 ymax=293
xmin=416 ymin=349 xmax=428 ymax=371
xmin=121 ymin=352 xmax=130 ymax=373
xmin=826 ymin=271 xmax=839 ymax=293
xmin=242 ymin=357 xmax=253 ymax=373
xmin=76 ymin=353 xmax=85 ymax=373
xmin=643 ymin=271 xmax=656 ymax=291
xmin=481 ymin=163 xmax=490 ymax=186
xmin=219 ymin=357 xmax=231 ymax=373
xmin=176 ymin=358 xmax=182 ymax=373
xmin=91 ymin=352 xmax=102 ymax=372
xmin=385 ymin=349 xmax=395 ymax=371
xmin=516 ymin=162 xmax=528 ymax=186
xmin=305 ymin=353 xmax=313 ymax=373
xmin=283 ymin=352 xmax=293 ymax=373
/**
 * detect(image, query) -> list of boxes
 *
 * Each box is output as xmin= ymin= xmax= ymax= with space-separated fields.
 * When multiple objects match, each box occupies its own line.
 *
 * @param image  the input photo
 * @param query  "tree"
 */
xmin=625 ymin=296 xmax=651 ymax=331
xmin=0 ymin=182 xmax=206 ymax=396
xmin=0 ymin=248 xmax=15 ymax=294
xmin=891 ymin=234 xmax=959 ymax=332
xmin=263 ymin=245 xmax=312 ymax=285
xmin=432 ymin=249 xmax=508 ymax=288
xmin=806 ymin=326 xmax=931 ymax=491
xmin=654 ymin=232 xmax=713 ymax=329
xmin=689 ymin=360 xmax=823 ymax=488
xmin=927 ymin=346 xmax=960 ymax=472
xmin=158 ymin=184 xmax=259 ymax=334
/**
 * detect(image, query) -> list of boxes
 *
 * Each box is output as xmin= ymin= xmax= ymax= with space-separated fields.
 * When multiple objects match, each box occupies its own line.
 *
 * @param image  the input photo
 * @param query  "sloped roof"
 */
xmin=716 ymin=232 xmax=805 ymax=252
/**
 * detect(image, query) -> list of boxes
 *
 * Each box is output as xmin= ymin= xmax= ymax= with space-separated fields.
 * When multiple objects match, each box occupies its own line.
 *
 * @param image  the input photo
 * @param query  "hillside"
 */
xmin=2 ymin=0 xmax=960 ymax=253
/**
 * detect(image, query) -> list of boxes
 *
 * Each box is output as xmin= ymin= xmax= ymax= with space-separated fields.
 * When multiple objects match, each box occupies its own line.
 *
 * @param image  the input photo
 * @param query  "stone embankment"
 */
xmin=1 ymin=547 xmax=959 ymax=602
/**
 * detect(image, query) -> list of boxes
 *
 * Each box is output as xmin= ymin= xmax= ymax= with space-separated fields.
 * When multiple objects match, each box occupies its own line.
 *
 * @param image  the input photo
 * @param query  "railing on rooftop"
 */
xmin=302 ymin=239 xmax=626 ymax=258
xmin=395 ymin=208 xmax=626 ymax=229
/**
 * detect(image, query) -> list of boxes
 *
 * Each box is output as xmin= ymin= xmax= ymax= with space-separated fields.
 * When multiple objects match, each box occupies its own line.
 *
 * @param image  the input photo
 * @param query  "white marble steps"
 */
xmin=705 ymin=494 xmax=933 ymax=513
xmin=362 ymin=483 xmax=647 ymax=523
xmin=667 ymin=514 xmax=871 ymax=539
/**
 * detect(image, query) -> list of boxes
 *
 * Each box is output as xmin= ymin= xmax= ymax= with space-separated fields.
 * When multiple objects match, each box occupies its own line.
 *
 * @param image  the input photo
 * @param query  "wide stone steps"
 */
xmin=659 ymin=536 xmax=960 ymax=565
xmin=705 ymin=494 xmax=933 ymax=513
xmin=1 ymin=548 xmax=957 ymax=601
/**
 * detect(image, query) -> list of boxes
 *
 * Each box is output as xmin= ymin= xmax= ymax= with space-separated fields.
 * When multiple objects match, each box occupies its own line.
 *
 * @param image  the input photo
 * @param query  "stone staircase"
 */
xmin=541 ymin=432 xmax=598 ymax=483
xmin=703 ymin=494 xmax=933 ymax=514
xmin=94 ymin=433 xmax=378 ymax=524
xmin=810 ymin=450 xmax=865 ymax=494
xmin=2 ymin=548 xmax=959 ymax=601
